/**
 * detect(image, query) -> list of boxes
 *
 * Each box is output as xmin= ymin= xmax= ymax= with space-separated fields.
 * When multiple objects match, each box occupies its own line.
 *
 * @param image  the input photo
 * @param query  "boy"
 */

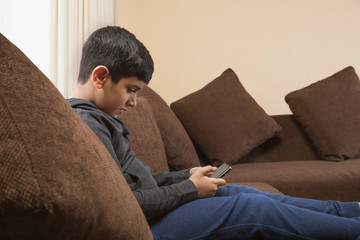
xmin=67 ymin=26 xmax=360 ymax=239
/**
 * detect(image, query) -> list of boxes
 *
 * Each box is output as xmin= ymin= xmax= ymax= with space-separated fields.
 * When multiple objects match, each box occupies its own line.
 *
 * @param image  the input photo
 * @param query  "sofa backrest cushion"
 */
xmin=285 ymin=66 xmax=360 ymax=161
xmin=139 ymin=86 xmax=201 ymax=170
xmin=0 ymin=34 xmax=152 ymax=239
xmin=122 ymin=96 xmax=169 ymax=172
xmin=240 ymin=115 xmax=319 ymax=163
xmin=170 ymin=68 xmax=282 ymax=165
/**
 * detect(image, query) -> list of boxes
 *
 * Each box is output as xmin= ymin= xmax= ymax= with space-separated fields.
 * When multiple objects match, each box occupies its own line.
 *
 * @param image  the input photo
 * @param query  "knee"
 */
xmin=235 ymin=193 xmax=274 ymax=209
xmin=237 ymin=185 xmax=254 ymax=192
xmin=217 ymin=185 xmax=267 ymax=198
xmin=230 ymin=184 xmax=262 ymax=193
xmin=216 ymin=184 xmax=250 ymax=196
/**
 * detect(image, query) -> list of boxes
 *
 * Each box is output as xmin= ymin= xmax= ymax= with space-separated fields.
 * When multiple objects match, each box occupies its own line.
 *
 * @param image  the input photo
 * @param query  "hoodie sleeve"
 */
xmin=133 ymin=179 xmax=198 ymax=220
xmin=152 ymin=169 xmax=192 ymax=186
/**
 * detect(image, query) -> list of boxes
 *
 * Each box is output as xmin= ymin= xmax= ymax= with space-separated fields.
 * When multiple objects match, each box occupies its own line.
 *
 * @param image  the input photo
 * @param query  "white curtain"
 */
xmin=0 ymin=0 xmax=51 ymax=78
xmin=50 ymin=0 xmax=115 ymax=97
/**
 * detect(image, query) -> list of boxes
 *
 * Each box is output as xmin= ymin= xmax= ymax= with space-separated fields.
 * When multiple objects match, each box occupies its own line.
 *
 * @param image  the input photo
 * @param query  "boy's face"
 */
xmin=98 ymin=76 xmax=145 ymax=118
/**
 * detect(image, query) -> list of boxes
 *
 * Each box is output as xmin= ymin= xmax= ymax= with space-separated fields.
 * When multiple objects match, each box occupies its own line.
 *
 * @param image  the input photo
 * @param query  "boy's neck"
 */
xmin=70 ymin=81 xmax=95 ymax=103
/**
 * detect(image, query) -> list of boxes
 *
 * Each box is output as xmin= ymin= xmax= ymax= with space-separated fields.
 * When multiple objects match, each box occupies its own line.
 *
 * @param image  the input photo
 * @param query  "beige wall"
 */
xmin=115 ymin=0 xmax=360 ymax=114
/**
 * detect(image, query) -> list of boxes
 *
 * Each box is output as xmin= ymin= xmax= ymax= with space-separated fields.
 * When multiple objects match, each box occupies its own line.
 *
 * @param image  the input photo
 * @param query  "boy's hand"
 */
xmin=189 ymin=166 xmax=226 ymax=199
xmin=189 ymin=167 xmax=202 ymax=175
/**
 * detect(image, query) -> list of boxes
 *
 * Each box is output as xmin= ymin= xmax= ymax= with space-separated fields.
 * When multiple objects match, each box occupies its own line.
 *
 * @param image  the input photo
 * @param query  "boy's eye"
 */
xmin=128 ymin=88 xmax=136 ymax=93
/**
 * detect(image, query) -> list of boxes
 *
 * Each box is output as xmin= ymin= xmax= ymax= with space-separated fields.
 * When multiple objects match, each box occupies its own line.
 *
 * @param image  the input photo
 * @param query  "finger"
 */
xmin=215 ymin=178 xmax=227 ymax=187
xmin=190 ymin=167 xmax=201 ymax=175
xmin=201 ymin=165 xmax=217 ymax=175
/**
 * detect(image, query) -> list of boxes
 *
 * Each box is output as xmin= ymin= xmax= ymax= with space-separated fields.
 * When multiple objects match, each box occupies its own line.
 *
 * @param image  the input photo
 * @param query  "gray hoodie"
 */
xmin=67 ymin=98 xmax=197 ymax=220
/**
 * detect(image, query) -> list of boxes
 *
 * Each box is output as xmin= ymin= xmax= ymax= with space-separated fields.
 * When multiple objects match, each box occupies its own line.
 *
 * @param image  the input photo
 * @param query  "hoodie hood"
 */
xmin=67 ymin=98 xmax=100 ymax=112
xmin=66 ymin=98 xmax=129 ymax=134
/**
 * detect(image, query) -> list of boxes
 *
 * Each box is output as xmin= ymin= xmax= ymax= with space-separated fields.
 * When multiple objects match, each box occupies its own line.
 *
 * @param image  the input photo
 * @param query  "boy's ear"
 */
xmin=91 ymin=66 xmax=110 ymax=89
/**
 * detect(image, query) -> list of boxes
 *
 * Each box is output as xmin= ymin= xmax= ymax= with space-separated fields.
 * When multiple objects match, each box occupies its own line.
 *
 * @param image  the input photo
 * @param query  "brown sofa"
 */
xmin=121 ymin=85 xmax=360 ymax=203
xmin=1 ymin=32 xmax=360 ymax=239
xmin=124 ymin=66 xmax=360 ymax=203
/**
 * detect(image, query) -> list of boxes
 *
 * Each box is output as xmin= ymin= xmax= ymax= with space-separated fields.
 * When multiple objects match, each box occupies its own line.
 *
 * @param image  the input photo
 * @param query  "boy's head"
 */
xmin=75 ymin=26 xmax=154 ymax=118
xmin=78 ymin=26 xmax=154 ymax=85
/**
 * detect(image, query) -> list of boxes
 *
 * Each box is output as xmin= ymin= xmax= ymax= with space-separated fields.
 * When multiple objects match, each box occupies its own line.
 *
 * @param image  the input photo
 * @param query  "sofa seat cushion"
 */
xmin=0 ymin=33 xmax=152 ymax=239
xmin=171 ymin=69 xmax=281 ymax=165
xmin=224 ymin=160 xmax=360 ymax=202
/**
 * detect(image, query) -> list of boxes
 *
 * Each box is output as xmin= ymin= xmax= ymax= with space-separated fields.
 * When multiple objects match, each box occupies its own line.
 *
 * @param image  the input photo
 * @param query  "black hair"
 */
xmin=78 ymin=26 xmax=154 ymax=84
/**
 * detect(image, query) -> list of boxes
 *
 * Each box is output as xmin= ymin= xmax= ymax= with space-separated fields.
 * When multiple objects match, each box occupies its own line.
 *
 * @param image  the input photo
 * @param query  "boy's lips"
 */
xmin=118 ymin=108 xmax=127 ymax=114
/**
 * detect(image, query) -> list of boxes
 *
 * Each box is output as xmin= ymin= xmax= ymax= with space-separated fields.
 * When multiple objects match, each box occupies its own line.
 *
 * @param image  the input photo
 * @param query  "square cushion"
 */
xmin=121 ymin=96 xmax=169 ymax=173
xmin=0 ymin=33 xmax=152 ymax=239
xmin=285 ymin=66 xmax=360 ymax=161
xmin=170 ymin=68 xmax=281 ymax=165
xmin=139 ymin=86 xmax=201 ymax=170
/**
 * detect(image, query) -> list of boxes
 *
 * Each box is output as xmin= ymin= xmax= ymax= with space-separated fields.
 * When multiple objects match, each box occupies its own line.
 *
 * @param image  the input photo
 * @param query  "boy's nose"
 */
xmin=128 ymin=95 xmax=137 ymax=107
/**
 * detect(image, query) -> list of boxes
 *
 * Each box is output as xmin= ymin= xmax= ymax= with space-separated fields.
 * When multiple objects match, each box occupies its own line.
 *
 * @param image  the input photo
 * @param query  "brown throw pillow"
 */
xmin=122 ymin=97 xmax=169 ymax=173
xmin=0 ymin=33 xmax=152 ymax=239
xmin=285 ymin=66 xmax=360 ymax=161
xmin=170 ymin=68 xmax=282 ymax=165
xmin=139 ymin=86 xmax=201 ymax=170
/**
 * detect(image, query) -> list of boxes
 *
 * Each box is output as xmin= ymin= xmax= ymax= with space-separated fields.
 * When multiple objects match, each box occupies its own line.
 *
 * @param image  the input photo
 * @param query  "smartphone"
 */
xmin=210 ymin=163 xmax=232 ymax=178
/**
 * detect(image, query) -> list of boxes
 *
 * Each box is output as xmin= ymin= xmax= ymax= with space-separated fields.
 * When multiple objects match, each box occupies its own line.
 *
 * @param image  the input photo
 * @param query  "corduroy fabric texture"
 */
xmin=0 ymin=33 xmax=152 ymax=239
xmin=285 ymin=66 xmax=360 ymax=161
xmin=139 ymin=86 xmax=201 ymax=171
xmin=170 ymin=68 xmax=282 ymax=165
xmin=122 ymin=96 xmax=169 ymax=173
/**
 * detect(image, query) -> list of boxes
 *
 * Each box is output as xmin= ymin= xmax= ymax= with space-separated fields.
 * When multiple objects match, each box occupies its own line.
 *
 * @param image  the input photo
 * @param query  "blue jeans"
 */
xmin=150 ymin=185 xmax=360 ymax=240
